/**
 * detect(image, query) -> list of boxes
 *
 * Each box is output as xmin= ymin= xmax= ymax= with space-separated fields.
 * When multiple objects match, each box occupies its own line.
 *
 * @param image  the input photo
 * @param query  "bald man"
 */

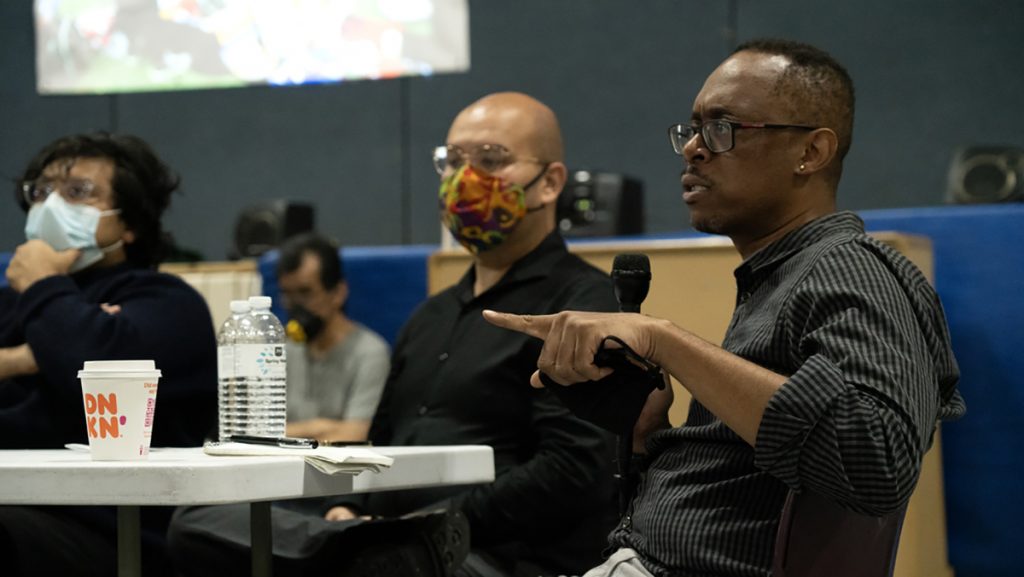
xmin=486 ymin=41 xmax=964 ymax=577
xmin=168 ymin=92 xmax=620 ymax=577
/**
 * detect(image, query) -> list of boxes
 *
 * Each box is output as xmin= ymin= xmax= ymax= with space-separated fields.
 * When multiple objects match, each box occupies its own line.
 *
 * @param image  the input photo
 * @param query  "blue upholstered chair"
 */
xmin=257 ymin=244 xmax=436 ymax=347
xmin=0 ymin=252 xmax=10 ymax=289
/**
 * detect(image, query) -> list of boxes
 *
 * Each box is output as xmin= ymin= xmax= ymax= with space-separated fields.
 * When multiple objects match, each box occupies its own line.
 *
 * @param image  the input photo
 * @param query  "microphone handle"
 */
xmin=613 ymin=295 xmax=642 ymax=514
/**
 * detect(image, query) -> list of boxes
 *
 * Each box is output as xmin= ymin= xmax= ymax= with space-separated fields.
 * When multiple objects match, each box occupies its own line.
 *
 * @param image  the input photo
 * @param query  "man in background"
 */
xmin=486 ymin=39 xmax=965 ymax=577
xmin=0 ymin=132 xmax=217 ymax=577
xmin=169 ymin=92 xmax=620 ymax=577
xmin=277 ymin=232 xmax=390 ymax=442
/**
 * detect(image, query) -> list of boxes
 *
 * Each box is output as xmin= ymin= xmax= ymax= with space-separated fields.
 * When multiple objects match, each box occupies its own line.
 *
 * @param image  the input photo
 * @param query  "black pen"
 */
xmin=226 ymin=434 xmax=319 ymax=449
xmin=320 ymin=440 xmax=372 ymax=447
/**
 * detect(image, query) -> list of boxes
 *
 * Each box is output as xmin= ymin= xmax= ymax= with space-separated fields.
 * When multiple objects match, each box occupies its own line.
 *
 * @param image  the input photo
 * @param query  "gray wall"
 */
xmin=2 ymin=0 xmax=1022 ymax=260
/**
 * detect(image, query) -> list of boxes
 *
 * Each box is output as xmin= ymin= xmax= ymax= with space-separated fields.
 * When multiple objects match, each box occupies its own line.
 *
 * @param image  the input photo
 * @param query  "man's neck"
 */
xmin=94 ymin=247 xmax=128 ymax=269
xmin=471 ymin=227 xmax=551 ymax=296
xmin=734 ymin=201 xmax=835 ymax=260
xmin=308 ymin=314 xmax=354 ymax=358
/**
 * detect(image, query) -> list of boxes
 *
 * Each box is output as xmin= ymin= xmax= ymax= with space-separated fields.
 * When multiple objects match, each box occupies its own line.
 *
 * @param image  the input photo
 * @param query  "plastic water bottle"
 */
xmin=240 ymin=295 xmax=288 ymax=436
xmin=216 ymin=299 xmax=251 ymax=441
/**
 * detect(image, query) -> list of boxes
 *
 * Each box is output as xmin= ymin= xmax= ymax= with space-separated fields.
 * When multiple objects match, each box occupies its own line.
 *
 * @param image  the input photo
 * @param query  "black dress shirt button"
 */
xmin=418 ymin=405 xmax=428 ymax=416
xmin=438 ymin=352 xmax=449 ymax=361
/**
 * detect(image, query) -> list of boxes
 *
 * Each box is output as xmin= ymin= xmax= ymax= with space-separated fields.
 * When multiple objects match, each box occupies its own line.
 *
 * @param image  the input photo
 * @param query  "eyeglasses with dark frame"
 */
xmin=432 ymin=143 xmax=546 ymax=176
xmin=21 ymin=177 xmax=104 ymax=206
xmin=668 ymin=120 xmax=817 ymax=155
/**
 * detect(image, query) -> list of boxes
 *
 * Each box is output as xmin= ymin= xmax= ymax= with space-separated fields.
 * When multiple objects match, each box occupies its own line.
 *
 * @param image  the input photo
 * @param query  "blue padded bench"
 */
xmin=0 ymin=252 xmax=9 ymax=289
xmin=857 ymin=204 xmax=1024 ymax=577
xmin=0 ymin=246 xmax=435 ymax=347
xmin=258 ymin=244 xmax=436 ymax=347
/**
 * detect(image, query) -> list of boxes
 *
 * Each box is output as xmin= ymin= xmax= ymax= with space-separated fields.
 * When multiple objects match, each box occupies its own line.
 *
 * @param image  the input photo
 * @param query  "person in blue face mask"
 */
xmin=0 ymin=132 xmax=218 ymax=577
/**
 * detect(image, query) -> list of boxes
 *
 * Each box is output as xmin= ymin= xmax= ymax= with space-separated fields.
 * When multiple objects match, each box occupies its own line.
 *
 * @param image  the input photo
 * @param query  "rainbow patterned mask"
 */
xmin=439 ymin=165 xmax=531 ymax=254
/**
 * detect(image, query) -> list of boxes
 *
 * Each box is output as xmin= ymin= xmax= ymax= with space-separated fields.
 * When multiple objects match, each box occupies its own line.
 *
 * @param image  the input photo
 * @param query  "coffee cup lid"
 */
xmin=78 ymin=360 xmax=161 ymax=379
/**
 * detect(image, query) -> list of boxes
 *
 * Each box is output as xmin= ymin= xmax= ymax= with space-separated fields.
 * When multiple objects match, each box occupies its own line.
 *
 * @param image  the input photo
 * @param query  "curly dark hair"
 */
xmin=15 ymin=132 xmax=180 ymax=268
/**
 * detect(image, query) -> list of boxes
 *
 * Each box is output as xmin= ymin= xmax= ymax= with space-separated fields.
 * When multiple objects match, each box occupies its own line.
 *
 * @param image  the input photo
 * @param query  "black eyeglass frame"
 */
xmin=668 ymin=120 xmax=817 ymax=155
xmin=20 ymin=177 xmax=103 ymax=207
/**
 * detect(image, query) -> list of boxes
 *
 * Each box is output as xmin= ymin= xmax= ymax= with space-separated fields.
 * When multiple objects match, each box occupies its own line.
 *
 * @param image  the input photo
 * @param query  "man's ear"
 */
xmin=331 ymin=281 xmax=349 ymax=312
xmin=797 ymin=128 xmax=839 ymax=175
xmin=538 ymin=161 xmax=567 ymax=205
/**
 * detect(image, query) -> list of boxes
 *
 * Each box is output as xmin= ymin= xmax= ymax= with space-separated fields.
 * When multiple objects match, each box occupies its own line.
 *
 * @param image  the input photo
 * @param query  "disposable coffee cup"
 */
xmin=77 ymin=360 xmax=162 ymax=461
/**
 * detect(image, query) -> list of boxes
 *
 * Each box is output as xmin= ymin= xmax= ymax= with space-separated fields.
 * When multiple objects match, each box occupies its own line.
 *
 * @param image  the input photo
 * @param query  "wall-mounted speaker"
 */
xmin=557 ymin=170 xmax=644 ymax=238
xmin=946 ymin=145 xmax=1024 ymax=204
xmin=231 ymin=200 xmax=315 ymax=259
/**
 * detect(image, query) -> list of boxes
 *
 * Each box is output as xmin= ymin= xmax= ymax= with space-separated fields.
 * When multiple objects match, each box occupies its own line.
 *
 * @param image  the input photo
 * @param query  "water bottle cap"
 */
xmin=230 ymin=300 xmax=251 ymax=313
xmin=248 ymin=296 xmax=272 ymax=309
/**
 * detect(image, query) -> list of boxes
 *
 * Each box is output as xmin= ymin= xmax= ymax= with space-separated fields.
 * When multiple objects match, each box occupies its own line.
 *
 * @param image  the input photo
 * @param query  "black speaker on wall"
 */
xmin=231 ymin=200 xmax=315 ymax=259
xmin=557 ymin=170 xmax=644 ymax=238
xmin=946 ymin=145 xmax=1024 ymax=204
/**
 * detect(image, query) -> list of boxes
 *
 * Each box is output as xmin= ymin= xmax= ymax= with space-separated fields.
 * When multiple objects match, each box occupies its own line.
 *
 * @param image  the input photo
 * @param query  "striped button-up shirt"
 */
xmin=611 ymin=211 xmax=965 ymax=577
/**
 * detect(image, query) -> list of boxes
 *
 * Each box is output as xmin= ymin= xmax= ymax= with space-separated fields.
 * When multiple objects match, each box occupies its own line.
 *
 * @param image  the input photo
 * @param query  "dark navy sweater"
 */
xmin=0 ymin=262 xmax=217 ymax=571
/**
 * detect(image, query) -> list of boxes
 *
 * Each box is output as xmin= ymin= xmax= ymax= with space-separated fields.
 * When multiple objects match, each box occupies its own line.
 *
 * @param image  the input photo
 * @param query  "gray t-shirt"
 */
xmin=286 ymin=323 xmax=390 ymax=422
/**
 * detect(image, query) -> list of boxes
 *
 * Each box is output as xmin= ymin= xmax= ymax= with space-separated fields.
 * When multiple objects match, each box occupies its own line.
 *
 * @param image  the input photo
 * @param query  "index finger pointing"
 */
xmin=482 ymin=309 xmax=553 ymax=340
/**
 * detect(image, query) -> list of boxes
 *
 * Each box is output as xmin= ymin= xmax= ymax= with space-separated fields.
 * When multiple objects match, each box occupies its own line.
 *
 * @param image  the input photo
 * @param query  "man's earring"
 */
xmin=798 ymin=163 xmax=806 ymax=172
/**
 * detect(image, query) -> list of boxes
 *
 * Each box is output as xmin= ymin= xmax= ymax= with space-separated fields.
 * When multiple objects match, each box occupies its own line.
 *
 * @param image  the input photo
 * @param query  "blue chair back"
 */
xmin=258 ymin=244 xmax=436 ymax=347
xmin=0 ymin=252 xmax=11 ymax=289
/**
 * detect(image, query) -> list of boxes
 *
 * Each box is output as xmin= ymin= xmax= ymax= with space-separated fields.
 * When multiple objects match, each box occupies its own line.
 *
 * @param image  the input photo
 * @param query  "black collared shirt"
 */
xmin=613 ymin=212 xmax=965 ymax=577
xmin=364 ymin=231 xmax=621 ymax=575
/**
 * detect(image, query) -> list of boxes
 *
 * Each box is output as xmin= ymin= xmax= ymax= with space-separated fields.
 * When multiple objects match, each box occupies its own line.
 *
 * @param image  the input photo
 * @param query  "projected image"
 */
xmin=34 ymin=0 xmax=470 ymax=94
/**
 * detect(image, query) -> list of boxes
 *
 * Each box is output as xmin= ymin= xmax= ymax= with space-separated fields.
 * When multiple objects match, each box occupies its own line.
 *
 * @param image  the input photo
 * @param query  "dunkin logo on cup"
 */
xmin=78 ymin=361 xmax=162 ymax=460
xmin=84 ymin=392 xmax=125 ymax=439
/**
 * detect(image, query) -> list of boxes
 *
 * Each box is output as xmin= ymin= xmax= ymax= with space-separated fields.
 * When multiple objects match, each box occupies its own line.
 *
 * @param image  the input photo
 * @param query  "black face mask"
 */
xmin=285 ymin=304 xmax=326 ymax=343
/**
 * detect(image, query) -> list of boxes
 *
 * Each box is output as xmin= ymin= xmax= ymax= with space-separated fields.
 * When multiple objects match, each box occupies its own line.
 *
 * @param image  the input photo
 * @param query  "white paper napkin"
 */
xmin=203 ymin=442 xmax=394 ymax=475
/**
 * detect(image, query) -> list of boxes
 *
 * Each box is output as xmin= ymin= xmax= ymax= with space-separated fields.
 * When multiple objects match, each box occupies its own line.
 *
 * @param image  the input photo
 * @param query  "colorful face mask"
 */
xmin=24 ymin=193 xmax=123 ymax=273
xmin=438 ymin=164 xmax=545 ymax=254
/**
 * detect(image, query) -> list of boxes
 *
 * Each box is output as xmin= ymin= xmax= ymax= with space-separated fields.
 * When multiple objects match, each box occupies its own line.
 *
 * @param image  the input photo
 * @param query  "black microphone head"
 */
xmin=611 ymin=253 xmax=651 ymax=312
xmin=611 ymin=253 xmax=651 ymax=279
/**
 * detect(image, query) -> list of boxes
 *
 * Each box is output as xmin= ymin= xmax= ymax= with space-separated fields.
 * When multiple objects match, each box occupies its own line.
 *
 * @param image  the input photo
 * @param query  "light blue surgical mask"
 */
xmin=24 ymin=193 xmax=123 ymax=273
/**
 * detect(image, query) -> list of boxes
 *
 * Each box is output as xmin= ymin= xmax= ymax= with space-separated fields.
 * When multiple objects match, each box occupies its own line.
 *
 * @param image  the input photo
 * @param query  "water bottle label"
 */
xmin=217 ymin=345 xmax=235 ymax=379
xmin=236 ymin=344 xmax=287 ymax=379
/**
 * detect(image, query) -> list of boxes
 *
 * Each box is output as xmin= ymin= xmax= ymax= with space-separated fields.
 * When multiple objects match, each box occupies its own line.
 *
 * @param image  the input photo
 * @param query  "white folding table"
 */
xmin=0 ymin=446 xmax=495 ymax=577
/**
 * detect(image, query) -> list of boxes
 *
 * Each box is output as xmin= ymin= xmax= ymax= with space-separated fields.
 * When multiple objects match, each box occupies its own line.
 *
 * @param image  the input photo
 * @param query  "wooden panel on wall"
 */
xmin=160 ymin=260 xmax=261 ymax=331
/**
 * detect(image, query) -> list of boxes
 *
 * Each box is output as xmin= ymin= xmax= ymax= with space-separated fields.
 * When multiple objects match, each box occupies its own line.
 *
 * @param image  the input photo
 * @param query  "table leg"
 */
xmin=117 ymin=505 xmax=142 ymax=577
xmin=251 ymin=501 xmax=273 ymax=577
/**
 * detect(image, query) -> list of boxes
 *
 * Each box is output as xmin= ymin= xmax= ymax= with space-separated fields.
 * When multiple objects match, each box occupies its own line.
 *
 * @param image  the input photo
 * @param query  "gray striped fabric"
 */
xmin=610 ymin=211 xmax=965 ymax=577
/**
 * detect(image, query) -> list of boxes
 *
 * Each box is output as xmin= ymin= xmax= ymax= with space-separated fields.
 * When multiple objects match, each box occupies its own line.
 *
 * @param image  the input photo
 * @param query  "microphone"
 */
xmin=611 ymin=253 xmax=651 ymax=313
xmin=608 ymin=253 xmax=656 ymax=515
xmin=541 ymin=251 xmax=663 ymax=437
xmin=595 ymin=253 xmax=655 ymax=368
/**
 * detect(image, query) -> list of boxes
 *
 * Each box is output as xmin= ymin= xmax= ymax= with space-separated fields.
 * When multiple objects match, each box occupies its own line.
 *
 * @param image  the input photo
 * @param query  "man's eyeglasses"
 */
xmin=21 ymin=177 xmax=103 ymax=206
xmin=668 ymin=120 xmax=816 ymax=155
xmin=432 ymin=143 xmax=546 ymax=176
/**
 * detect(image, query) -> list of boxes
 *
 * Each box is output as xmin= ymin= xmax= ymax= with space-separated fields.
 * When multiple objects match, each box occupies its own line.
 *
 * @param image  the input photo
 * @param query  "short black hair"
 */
xmin=277 ymin=232 xmax=344 ymax=290
xmin=733 ymin=39 xmax=856 ymax=179
xmin=15 ymin=132 xmax=180 ymax=268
